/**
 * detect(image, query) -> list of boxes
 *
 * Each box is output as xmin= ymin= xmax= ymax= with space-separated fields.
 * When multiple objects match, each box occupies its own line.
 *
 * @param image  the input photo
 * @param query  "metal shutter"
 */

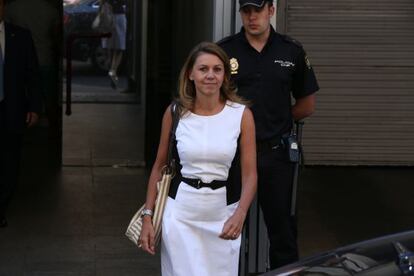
xmin=282 ymin=0 xmax=414 ymax=165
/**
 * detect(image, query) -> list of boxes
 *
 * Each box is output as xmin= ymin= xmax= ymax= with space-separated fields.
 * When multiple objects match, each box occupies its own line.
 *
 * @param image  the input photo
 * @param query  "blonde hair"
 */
xmin=176 ymin=42 xmax=246 ymax=113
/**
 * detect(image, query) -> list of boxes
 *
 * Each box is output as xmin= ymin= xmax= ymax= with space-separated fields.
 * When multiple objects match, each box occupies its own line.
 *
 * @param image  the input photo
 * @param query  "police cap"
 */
xmin=239 ymin=0 xmax=273 ymax=9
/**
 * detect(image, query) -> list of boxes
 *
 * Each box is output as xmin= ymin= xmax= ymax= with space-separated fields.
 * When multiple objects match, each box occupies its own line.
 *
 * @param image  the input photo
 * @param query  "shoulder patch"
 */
xmin=281 ymin=34 xmax=303 ymax=48
xmin=304 ymin=54 xmax=312 ymax=69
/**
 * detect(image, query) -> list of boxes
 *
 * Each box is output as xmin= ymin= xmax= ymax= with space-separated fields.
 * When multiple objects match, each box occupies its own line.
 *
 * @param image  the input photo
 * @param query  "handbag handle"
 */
xmin=165 ymin=102 xmax=180 ymax=174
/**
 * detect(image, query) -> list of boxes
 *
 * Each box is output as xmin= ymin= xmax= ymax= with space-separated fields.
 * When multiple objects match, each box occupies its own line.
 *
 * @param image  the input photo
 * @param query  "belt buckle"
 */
xmin=196 ymin=179 xmax=201 ymax=189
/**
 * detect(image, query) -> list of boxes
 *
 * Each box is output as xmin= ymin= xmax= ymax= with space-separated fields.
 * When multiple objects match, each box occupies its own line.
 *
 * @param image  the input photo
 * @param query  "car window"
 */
xmin=63 ymin=0 xmax=95 ymax=6
xmin=91 ymin=0 xmax=100 ymax=9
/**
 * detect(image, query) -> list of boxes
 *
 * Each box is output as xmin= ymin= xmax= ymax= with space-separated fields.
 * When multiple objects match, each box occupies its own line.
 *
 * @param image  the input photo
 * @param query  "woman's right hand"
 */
xmin=139 ymin=216 xmax=156 ymax=255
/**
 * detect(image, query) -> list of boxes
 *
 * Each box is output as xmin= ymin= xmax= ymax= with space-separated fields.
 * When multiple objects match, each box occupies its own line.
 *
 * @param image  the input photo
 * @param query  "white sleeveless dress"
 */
xmin=161 ymin=101 xmax=245 ymax=276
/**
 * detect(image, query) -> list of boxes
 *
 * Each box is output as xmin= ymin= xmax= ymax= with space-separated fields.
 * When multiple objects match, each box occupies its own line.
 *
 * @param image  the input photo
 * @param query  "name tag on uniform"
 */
xmin=274 ymin=60 xmax=295 ymax=67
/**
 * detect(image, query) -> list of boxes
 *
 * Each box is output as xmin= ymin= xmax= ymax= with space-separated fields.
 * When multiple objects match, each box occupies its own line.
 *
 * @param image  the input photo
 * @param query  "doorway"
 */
xmin=62 ymin=0 xmax=144 ymax=167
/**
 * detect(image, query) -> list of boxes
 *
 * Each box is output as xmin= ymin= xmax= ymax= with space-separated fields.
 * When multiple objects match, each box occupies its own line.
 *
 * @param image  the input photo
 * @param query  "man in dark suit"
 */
xmin=0 ymin=0 xmax=41 ymax=227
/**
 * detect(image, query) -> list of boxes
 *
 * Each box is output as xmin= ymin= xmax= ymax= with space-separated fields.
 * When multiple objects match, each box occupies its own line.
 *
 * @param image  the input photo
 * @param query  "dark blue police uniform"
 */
xmin=218 ymin=26 xmax=319 ymax=268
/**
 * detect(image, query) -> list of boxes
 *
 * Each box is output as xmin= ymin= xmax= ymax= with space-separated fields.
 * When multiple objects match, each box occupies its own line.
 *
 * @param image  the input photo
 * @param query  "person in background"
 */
xmin=6 ymin=0 xmax=60 ymax=137
xmin=0 ymin=0 xmax=41 ymax=228
xmin=219 ymin=0 xmax=319 ymax=269
xmin=139 ymin=42 xmax=257 ymax=276
xmin=101 ymin=0 xmax=126 ymax=90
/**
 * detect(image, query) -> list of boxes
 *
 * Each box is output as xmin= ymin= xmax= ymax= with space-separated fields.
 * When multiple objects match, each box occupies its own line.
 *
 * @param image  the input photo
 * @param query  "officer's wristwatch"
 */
xmin=141 ymin=208 xmax=153 ymax=218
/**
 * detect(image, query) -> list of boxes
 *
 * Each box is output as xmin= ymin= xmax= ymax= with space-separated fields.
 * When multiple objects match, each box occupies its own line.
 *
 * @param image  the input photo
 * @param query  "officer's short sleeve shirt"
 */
xmin=218 ymin=27 xmax=319 ymax=141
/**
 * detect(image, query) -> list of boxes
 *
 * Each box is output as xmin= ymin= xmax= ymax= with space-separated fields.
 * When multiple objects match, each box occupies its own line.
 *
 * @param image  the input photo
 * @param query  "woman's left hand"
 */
xmin=219 ymin=207 xmax=247 ymax=240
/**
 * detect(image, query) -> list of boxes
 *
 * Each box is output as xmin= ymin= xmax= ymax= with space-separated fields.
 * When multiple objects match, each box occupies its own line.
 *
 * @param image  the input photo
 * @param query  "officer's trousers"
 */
xmin=0 ymin=103 xmax=23 ymax=216
xmin=257 ymin=145 xmax=298 ymax=269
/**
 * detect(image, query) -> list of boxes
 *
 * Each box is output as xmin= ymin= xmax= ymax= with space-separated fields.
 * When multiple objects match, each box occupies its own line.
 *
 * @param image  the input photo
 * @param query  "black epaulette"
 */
xmin=216 ymin=33 xmax=238 ymax=46
xmin=281 ymin=34 xmax=303 ymax=48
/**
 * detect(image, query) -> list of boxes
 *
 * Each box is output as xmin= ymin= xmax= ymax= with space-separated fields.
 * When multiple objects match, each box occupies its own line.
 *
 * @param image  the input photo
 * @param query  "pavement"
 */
xmin=0 ymin=62 xmax=413 ymax=275
xmin=0 ymin=104 xmax=159 ymax=276
xmin=64 ymin=61 xmax=137 ymax=103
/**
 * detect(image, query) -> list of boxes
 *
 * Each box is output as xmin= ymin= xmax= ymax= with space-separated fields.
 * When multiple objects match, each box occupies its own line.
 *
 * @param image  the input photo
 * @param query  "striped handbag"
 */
xmin=125 ymin=103 xmax=179 ymax=247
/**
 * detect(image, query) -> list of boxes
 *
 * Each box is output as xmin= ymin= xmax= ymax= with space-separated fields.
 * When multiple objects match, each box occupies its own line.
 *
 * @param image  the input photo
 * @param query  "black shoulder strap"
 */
xmin=166 ymin=102 xmax=180 ymax=171
xmin=281 ymin=34 xmax=303 ymax=49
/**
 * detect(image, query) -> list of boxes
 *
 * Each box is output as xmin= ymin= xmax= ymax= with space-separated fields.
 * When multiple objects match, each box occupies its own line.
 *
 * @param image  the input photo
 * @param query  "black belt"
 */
xmin=257 ymin=135 xmax=284 ymax=153
xmin=181 ymin=177 xmax=227 ymax=190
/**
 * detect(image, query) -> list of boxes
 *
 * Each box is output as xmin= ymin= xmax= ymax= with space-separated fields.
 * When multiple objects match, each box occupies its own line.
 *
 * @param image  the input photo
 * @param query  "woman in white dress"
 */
xmin=139 ymin=42 xmax=257 ymax=276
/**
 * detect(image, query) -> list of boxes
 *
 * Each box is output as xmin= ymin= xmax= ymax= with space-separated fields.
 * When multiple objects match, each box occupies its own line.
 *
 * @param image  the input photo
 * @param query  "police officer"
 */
xmin=218 ymin=0 xmax=319 ymax=269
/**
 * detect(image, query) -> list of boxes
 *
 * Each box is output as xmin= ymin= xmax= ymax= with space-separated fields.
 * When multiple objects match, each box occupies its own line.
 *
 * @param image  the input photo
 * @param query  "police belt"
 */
xmin=181 ymin=177 xmax=227 ymax=190
xmin=256 ymin=134 xmax=288 ymax=153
